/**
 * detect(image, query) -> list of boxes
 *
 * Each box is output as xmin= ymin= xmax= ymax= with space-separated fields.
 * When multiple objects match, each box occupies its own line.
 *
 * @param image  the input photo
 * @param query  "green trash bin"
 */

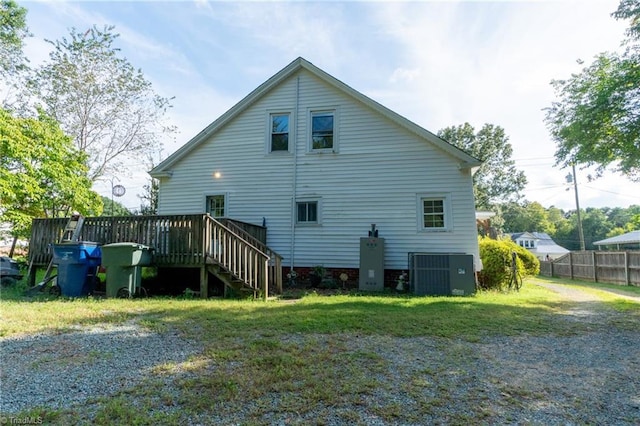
xmin=101 ymin=243 xmax=153 ymax=298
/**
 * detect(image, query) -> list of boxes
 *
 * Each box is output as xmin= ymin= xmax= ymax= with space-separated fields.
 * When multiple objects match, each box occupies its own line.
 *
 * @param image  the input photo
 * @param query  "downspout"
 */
xmin=290 ymin=76 xmax=300 ymax=272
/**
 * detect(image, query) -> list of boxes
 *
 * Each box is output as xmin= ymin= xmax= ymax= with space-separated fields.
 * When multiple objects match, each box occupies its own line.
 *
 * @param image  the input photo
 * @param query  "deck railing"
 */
xmin=223 ymin=219 xmax=283 ymax=294
xmin=204 ymin=215 xmax=276 ymax=296
xmin=30 ymin=215 xmax=209 ymax=265
xmin=29 ymin=214 xmax=282 ymax=295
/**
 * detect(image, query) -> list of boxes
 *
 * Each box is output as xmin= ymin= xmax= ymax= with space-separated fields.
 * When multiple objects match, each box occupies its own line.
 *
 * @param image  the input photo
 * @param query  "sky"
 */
xmin=16 ymin=0 xmax=640 ymax=212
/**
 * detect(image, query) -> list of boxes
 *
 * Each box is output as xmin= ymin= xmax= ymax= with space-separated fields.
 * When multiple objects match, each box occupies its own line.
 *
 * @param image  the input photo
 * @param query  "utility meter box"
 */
xmin=359 ymin=237 xmax=385 ymax=291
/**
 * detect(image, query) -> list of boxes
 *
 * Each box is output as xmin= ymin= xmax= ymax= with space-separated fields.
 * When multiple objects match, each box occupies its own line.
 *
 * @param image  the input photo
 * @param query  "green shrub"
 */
xmin=511 ymin=243 xmax=540 ymax=277
xmin=477 ymin=237 xmax=540 ymax=291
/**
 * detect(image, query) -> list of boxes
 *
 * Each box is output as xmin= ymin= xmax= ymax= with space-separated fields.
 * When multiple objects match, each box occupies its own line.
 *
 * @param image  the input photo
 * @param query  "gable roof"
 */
xmin=593 ymin=230 xmax=640 ymax=246
xmin=510 ymin=232 xmax=537 ymax=240
xmin=531 ymin=232 xmax=554 ymax=241
xmin=510 ymin=232 xmax=569 ymax=254
xmin=150 ymin=57 xmax=481 ymax=177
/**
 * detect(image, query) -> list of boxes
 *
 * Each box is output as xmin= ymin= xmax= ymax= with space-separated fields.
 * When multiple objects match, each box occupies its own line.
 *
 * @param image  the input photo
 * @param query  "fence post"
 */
xmin=624 ymin=251 xmax=630 ymax=286
xmin=592 ymin=251 xmax=597 ymax=282
xmin=569 ymin=252 xmax=574 ymax=280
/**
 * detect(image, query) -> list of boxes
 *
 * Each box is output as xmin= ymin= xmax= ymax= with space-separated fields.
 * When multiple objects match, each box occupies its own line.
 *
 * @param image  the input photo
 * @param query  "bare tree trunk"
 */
xmin=9 ymin=235 xmax=18 ymax=258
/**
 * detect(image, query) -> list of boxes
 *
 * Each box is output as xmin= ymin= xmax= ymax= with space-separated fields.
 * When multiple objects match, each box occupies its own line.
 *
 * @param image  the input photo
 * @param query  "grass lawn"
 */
xmin=1 ymin=276 xmax=638 ymax=425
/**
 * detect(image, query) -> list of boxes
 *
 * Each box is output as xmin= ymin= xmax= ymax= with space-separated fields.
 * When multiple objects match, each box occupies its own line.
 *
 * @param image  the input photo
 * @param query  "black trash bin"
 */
xmin=51 ymin=242 xmax=102 ymax=297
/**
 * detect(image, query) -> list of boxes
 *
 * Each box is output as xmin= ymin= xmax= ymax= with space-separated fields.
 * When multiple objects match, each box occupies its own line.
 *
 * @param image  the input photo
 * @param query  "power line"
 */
xmin=512 ymin=156 xmax=555 ymax=161
xmin=538 ymin=189 xmax=572 ymax=204
xmin=525 ymin=184 xmax=569 ymax=192
xmin=583 ymin=185 xmax=640 ymax=200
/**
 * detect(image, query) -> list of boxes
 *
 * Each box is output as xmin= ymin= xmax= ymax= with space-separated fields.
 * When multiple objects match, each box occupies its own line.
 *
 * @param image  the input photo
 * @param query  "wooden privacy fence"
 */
xmin=539 ymin=251 xmax=640 ymax=286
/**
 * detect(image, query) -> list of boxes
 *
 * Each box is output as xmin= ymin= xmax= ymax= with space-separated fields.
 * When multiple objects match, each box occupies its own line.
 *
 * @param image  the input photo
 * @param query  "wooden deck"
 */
xmin=29 ymin=214 xmax=283 ymax=298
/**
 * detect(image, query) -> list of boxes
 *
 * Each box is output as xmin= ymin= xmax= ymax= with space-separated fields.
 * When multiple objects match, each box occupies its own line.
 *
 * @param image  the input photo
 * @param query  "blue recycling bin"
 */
xmin=51 ymin=242 xmax=102 ymax=297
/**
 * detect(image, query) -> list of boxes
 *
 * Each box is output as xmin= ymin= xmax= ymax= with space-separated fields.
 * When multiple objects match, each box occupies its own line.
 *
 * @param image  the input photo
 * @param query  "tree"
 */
xmin=27 ymin=25 xmax=175 ymax=181
xmin=136 ymin=148 xmax=162 ymax=215
xmin=438 ymin=123 xmax=527 ymax=209
xmin=137 ymin=178 xmax=158 ymax=215
xmin=545 ymin=0 xmax=640 ymax=181
xmin=100 ymin=196 xmax=131 ymax=216
xmin=581 ymin=208 xmax=614 ymax=248
xmin=0 ymin=0 xmax=28 ymax=76
xmin=0 ymin=108 xmax=102 ymax=239
xmin=605 ymin=208 xmax=640 ymax=236
xmin=0 ymin=0 xmax=30 ymax=106
xmin=500 ymin=201 xmax=557 ymax=234
xmin=614 ymin=0 xmax=640 ymax=40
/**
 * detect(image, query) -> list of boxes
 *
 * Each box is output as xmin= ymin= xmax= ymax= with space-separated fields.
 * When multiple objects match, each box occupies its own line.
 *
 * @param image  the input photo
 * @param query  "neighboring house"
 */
xmin=510 ymin=232 xmax=569 ymax=260
xmin=150 ymin=57 xmax=482 ymax=279
xmin=593 ymin=230 xmax=640 ymax=250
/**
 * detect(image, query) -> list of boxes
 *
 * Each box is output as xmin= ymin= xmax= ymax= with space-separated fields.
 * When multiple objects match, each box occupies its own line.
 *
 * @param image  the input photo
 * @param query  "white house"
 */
xmin=510 ymin=232 xmax=569 ymax=260
xmin=150 ymin=58 xmax=482 ymax=281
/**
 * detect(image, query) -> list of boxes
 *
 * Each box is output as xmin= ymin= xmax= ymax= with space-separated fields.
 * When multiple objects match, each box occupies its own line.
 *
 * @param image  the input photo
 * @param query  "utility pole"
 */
xmin=571 ymin=164 xmax=586 ymax=251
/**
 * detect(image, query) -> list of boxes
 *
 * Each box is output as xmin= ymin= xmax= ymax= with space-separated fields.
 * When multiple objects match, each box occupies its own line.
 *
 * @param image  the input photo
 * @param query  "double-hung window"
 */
xmin=418 ymin=194 xmax=450 ymax=231
xmin=270 ymin=113 xmax=290 ymax=152
xmin=206 ymin=194 xmax=225 ymax=218
xmin=310 ymin=111 xmax=335 ymax=151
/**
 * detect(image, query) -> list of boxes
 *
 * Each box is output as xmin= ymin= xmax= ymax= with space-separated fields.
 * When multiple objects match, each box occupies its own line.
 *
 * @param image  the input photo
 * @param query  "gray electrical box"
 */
xmin=409 ymin=253 xmax=476 ymax=296
xmin=359 ymin=237 xmax=385 ymax=291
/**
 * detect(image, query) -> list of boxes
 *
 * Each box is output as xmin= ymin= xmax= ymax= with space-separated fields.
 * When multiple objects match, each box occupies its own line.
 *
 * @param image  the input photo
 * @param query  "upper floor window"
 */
xmin=270 ymin=113 xmax=289 ymax=152
xmin=206 ymin=194 xmax=225 ymax=218
xmin=311 ymin=111 xmax=334 ymax=150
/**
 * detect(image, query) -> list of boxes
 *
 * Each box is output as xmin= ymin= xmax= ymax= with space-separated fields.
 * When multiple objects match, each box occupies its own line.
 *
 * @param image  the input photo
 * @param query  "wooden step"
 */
xmin=207 ymin=264 xmax=256 ymax=295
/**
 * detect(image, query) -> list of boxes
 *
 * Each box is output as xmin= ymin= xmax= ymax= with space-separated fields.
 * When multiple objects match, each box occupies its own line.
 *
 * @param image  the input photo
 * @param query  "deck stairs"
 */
xmin=204 ymin=216 xmax=282 ymax=297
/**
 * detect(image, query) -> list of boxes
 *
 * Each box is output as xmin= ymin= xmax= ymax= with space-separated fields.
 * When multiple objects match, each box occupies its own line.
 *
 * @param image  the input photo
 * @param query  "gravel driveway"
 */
xmin=1 ymin=283 xmax=639 ymax=425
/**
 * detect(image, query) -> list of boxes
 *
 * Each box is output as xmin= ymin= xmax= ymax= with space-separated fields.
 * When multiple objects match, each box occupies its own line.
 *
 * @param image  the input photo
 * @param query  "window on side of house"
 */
xmin=296 ymin=200 xmax=319 ymax=224
xmin=206 ymin=194 xmax=225 ymax=218
xmin=310 ymin=111 xmax=334 ymax=151
xmin=270 ymin=113 xmax=290 ymax=152
xmin=418 ymin=195 xmax=450 ymax=231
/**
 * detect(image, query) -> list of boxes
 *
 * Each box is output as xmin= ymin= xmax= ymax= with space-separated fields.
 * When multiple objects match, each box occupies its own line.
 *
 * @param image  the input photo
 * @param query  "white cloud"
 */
xmin=389 ymin=67 xmax=421 ymax=83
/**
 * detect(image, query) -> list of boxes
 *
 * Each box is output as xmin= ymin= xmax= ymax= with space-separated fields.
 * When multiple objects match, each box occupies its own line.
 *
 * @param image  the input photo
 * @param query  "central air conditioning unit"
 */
xmin=408 ymin=253 xmax=476 ymax=296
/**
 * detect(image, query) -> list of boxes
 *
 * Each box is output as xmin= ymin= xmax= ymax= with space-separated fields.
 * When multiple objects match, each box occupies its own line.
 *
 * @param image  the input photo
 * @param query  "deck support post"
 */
xmin=200 ymin=266 xmax=208 ymax=298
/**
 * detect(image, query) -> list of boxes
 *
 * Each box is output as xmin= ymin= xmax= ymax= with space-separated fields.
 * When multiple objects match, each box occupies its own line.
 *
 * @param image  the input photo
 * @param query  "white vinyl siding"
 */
xmin=156 ymin=69 xmax=479 ymax=269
